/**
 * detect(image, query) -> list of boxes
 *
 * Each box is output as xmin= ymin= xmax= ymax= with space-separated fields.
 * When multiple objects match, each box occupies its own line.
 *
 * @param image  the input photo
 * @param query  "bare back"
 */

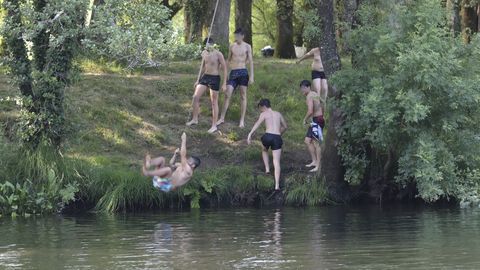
xmin=229 ymin=42 xmax=251 ymax=69
xmin=202 ymin=50 xmax=222 ymax=75
xmin=311 ymin=48 xmax=324 ymax=72
xmin=307 ymin=91 xmax=323 ymax=117
xmin=263 ymin=110 xmax=285 ymax=135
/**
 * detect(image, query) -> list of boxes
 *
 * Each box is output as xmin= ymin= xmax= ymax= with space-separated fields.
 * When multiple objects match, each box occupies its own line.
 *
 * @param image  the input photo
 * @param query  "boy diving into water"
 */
xmin=142 ymin=132 xmax=200 ymax=192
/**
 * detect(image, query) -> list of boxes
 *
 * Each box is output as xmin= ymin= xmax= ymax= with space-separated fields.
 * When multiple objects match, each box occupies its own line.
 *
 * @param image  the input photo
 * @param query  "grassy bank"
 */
xmin=0 ymin=59 xmax=330 ymax=213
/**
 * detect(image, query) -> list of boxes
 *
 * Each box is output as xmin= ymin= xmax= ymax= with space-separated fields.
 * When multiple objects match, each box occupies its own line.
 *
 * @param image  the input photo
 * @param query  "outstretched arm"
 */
xmin=180 ymin=132 xmax=188 ymax=167
xmin=247 ymin=113 xmax=265 ymax=144
xmin=296 ymin=49 xmax=314 ymax=64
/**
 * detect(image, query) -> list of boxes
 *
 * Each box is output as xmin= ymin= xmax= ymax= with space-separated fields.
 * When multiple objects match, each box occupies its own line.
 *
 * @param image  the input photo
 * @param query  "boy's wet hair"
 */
xmin=300 ymin=80 xmax=311 ymax=88
xmin=190 ymin=156 xmax=201 ymax=169
xmin=234 ymin=28 xmax=244 ymax=35
xmin=258 ymin=98 xmax=271 ymax=108
xmin=204 ymin=37 xmax=214 ymax=45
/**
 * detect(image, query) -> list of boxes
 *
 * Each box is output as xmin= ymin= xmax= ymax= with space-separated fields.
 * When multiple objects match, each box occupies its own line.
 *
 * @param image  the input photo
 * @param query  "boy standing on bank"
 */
xmin=217 ymin=28 xmax=254 ymax=128
xmin=187 ymin=38 xmax=228 ymax=133
xmin=300 ymin=80 xmax=325 ymax=173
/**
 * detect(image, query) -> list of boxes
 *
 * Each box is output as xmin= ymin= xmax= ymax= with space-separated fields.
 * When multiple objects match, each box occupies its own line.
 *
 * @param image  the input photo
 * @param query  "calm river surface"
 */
xmin=0 ymin=206 xmax=479 ymax=269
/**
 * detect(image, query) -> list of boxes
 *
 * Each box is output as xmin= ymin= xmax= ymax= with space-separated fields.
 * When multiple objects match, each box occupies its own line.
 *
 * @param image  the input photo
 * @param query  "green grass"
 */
xmin=0 ymin=59 xmax=331 ymax=212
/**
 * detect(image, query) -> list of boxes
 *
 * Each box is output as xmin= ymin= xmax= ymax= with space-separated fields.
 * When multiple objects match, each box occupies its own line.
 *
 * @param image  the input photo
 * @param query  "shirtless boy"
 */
xmin=247 ymin=99 xmax=288 ymax=191
xmin=300 ymin=80 xmax=325 ymax=173
xmin=217 ymin=28 xmax=254 ymax=128
xmin=186 ymin=38 xmax=228 ymax=133
xmin=296 ymin=47 xmax=328 ymax=102
xmin=142 ymin=132 xmax=200 ymax=192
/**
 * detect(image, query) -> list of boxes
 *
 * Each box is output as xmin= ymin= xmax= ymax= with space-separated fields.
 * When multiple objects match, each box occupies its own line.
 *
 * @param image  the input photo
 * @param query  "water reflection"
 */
xmin=0 ymin=207 xmax=479 ymax=269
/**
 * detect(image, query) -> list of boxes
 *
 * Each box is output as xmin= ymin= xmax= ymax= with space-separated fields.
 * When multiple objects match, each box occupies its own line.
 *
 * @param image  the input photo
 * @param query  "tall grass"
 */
xmin=284 ymin=173 xmax=331 ymax=206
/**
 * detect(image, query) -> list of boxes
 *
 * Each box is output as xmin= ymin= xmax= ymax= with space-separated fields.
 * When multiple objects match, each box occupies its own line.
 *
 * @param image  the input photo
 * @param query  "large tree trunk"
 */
xmin=207 ymin=0 xmax=231 ymax=47
xmin=275 ymin=0 xmax=296 ymax=58
xmin=317 ymin=0 xmax=347 ymax=201
xmin=460 ymin=0 xmax=479 ymax=43
xmin=446 ymin=0 xmax=462 ymax=36
xmin=235 ymin=0 xmax=253 ymax=46
xmin=184 ymin=0 xmax=206 ymax=43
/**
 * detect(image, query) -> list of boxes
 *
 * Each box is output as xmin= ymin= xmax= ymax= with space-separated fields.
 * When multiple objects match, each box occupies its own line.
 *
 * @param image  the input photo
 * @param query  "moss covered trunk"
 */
xmin=275 ymin=0 xmax=296 ymax=58
xmin=235 ymin=0 xmax=253 ymax=46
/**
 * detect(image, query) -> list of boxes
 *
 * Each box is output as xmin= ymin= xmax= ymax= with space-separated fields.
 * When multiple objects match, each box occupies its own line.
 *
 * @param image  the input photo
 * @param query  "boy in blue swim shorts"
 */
xmin=142 ymin=132 xmax=200 ymax=192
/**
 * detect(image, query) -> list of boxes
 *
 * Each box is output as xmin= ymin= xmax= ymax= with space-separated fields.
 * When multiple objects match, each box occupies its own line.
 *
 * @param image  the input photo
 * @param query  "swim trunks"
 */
xmin=199 ymin=74 xmax=221 ymax=91
xmin=312 ymin=70 xmax=327 ymax=80
xmin=227 ymin=68 xmax=249 ymax=89
xmin=306 ymin=115 xmax=325 ymax=142
xmin=261 ymin=133 xmax=283 ymax=150
xmin=153 ymin=176 xmax=173 ymax=192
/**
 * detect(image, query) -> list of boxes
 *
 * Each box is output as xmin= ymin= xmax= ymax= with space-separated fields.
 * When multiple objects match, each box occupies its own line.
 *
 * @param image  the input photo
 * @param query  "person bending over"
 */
xmin=247 ymin=99 xmax=288 ymax=191
xmin=217 ymin=28 xmax=254 ymax=128
xmin=186 ymin=37 xmax=228 ymax=133
xmin=142 ymin=132 xmax=200 ymax=192
xmin=296 ymin=47 xmax=328 ymax=102
xmin=300 ymin=80 xmax=325 ymax=173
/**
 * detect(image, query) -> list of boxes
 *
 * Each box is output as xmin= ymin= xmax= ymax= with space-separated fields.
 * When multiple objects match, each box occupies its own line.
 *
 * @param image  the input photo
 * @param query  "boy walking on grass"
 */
xmin=142 ymin=132 xmax=200 ymax=192
xmin=247 ymin=99 xmax=288 ymax=191
xmin=186 ymin=38 xmax=228 ymax=133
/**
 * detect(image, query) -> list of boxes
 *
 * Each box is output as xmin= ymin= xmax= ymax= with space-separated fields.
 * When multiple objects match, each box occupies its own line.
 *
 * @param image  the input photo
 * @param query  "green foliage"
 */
xmin=1 ymin=0 xmax=87 ymax=147
xmin=84 ymin=0 xmax=201 ymax=69
xmin=284 ymin=173 xmax=330 ymax=206
xmin=333 ymin=0 xmax=480 ymax=203
xmin=0 ymin=142 xmax=78 ymax=217
xmin=298 ymin=0 xmax=321 ymax=48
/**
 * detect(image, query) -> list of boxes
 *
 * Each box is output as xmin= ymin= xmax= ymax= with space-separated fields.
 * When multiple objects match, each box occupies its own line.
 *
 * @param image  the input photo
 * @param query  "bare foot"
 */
xmin=207 ymin=126 xmax=218 ymax=134
xmin=239 ymin=121 xmax=245 ymax=128
xmin=305 ymin=162 xmax=316 ymax=168
xmin=216 ymin=119 xmax=225 ymax=126
xmin=186 ymin=120 xmax=198 ymax=126
xmin=309 ymin=167 xmax=319 ymax=173
xmin=265 ymin=170 xmax=271 ymax=174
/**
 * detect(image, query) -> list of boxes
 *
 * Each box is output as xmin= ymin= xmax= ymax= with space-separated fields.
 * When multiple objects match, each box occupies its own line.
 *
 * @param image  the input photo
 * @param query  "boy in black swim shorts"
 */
xmin=186 ymin=38 xmax=227 ymax=134
xmin=217 ymin=28 xmax=254 ymax=128
xmin=247 ymin=99 xmax=288 ymax=191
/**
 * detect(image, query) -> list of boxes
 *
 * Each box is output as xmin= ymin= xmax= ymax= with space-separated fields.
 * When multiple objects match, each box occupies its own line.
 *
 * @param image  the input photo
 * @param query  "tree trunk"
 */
xmin=317 ymin=0 xmax=347 ymax=201
xmin=460 ymin=0 xmax=479 ymax=43
xmin=275 ymin=0 xmax=296 ymax=58
xmin=2 ymin=0 xmax=33 ymax=98
xmin=235 ymin=0 xmax=253 ymax=46
xmin=207 ymin=0 xmax=231 ymax=48
xmin=446 ymin=0 xmax=462 ymax=36
xmin=184 ymin=0 xmax=206 ymax=43
xmin=162 ymin=0 xmax=182 ymax=20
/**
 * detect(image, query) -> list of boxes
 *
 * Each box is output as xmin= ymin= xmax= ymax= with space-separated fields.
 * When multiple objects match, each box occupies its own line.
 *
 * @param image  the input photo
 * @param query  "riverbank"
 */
xmin=0 ymin=59 xmax=331 ymax=214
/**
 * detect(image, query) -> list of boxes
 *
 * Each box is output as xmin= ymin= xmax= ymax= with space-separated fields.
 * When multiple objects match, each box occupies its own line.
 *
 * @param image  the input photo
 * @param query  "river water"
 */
xmin=0 ymin=206 xmax=479 ymax=269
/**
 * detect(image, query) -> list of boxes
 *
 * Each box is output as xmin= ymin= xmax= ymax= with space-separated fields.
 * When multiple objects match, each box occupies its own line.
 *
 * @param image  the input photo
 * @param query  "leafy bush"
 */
xmin=333 ymin=0 xmax=480 ymax=203
xmin=0 ymin=142 xmax=78 ymax=217
xmin=84 ymin=0 xmax=201 ymax=69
